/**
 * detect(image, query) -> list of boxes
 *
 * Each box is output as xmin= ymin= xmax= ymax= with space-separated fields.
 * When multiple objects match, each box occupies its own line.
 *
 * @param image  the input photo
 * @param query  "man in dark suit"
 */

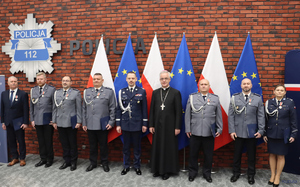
xmin=30 ymin=72 xmax=55 ymax=168
xmin=116 ymin=71 xmax=148 ymax=176
xmin=1 ymin=76 xmax=29 ymax=167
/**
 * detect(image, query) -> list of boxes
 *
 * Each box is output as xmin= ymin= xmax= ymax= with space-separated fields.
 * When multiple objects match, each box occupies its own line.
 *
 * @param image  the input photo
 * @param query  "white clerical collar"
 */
xmin=162 ymin=86 xmax=170 ymax=90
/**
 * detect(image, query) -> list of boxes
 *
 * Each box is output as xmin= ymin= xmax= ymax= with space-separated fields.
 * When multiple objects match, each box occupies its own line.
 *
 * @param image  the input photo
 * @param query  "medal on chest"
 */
xmin=96 ymin=92 xmax=100 ymax=98
xmin=42 ymin=91 xmax=45 ymax=97
xmin=248 ymin=98 xmax=251 ymax=105
xmin=15 ymin=95 xmax=18 ymax=101
xmin=207 ymin=98 xmax=210 ymax=105
xmin=66 ymin=93 xmax=69 ymax=100
xmin=279 ymin=102 xmax=283 ymax=109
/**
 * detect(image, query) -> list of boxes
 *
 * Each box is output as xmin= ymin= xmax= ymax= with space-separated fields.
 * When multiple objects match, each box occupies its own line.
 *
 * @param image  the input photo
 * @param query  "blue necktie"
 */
xmin=10 ymin=90 xmax=14 ymax=105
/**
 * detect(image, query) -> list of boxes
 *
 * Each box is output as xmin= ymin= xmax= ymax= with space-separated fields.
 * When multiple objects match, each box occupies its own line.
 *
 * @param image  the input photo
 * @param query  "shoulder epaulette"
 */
xmin=253 ymin=93 xmax=261 ymax=97
xmin=190 ymin=92 xmax=198 ymax=96
xmin=233 ymin=93 xmax=240 ymax=96
xmin=103 ymin=86 xmax=112 ymax=90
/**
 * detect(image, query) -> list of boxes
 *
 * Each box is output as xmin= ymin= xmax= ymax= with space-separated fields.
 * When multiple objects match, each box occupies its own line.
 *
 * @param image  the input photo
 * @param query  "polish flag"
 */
xmin=141 ymin=33 xmax=164 ymax=144
xmin=87 ymin=35 xmax=118 ymax=143
xmin=200 ymin=32 xmax=232 ymax=150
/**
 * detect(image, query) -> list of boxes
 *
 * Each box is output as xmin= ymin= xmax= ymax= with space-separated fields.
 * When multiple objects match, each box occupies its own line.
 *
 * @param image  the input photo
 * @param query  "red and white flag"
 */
xmin=199 ymin=32 xmax=232 ymax=150
xmin=141 ymin=33 xmax=164 ymax=144
xmin=87 ymin=36 xmax=119 ymax=143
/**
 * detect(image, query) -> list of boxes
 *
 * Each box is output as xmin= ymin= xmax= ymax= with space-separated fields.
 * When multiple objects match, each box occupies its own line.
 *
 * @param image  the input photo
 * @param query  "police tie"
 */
xmin=63 ymin=90 xmax=67 ymax=96
xmin=245 ymin=94 xmax=248 ymax=102
xmin=96 ymin=89 xmax=99 ymax=92
xmin=203 ymin=95 xmax=206 ymax=101
xmin=40 ymin=87 xmax=43 ymax=94
xmin=10 ymin=90 xmax=14 ymax=105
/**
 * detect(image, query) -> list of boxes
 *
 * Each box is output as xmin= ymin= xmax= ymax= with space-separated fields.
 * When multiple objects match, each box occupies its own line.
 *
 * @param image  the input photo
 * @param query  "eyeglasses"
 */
xmin=160 ymin=78 xmax=169 ymax=81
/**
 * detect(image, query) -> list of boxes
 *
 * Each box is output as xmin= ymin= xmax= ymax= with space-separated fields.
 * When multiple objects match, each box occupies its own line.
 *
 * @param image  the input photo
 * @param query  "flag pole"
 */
xmin=180 ymin=31 xmax=188 ymax=173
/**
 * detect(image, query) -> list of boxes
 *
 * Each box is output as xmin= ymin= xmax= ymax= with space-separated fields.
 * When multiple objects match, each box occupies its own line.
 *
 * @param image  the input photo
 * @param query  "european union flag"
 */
xmin=170 ymin=34 xmax=198 ymax=150
xmin=230 ymin=34 xmax=263 ymax=99
xmin=230 ymin=34 xmax=264 ymax=149
xmin=114 ymin=34 xmax=142 ymax=95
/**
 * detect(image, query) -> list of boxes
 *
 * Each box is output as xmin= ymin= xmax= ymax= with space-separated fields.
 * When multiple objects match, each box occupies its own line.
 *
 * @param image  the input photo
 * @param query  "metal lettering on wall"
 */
xmin=70 ymin=37 xmax=146 ymax=56
xmin=2 ymin=14 xmax=61 ymax=82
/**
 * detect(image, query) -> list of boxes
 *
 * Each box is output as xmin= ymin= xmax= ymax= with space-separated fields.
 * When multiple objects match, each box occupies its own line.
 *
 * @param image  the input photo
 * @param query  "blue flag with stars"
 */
xmin=114 ymin=34 xmax=142 ymax=96
xmin=230 ymin=34 xmax=263 ymax=99
xmin=230 ymin=34 xmax=264 ymax=149
xmin=170 ymin=34 xmax=198 ymax=150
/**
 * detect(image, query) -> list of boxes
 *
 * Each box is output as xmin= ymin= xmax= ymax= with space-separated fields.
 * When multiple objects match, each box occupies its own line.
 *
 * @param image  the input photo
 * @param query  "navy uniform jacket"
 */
xmin=185 ymin=92 xmax=223 ymax=137
xmin=30 ymin=84 xmax=55 ymax=125
xmin=228 ymin=92 xmax=265 ymax=138
xmin=265 ymin=98 xmax=298 ymax=139
xmin=82 ymin=87 xmax=116 ymax=130
xmin=116 ymin=86 xmax=148 ymax=132
xmin=1 ymin=89 xmax=29 ymax=126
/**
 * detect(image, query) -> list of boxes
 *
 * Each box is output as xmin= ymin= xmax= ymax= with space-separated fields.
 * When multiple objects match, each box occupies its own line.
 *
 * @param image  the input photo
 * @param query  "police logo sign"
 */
xmin=2 ymin=14 xmax=61 ymax=82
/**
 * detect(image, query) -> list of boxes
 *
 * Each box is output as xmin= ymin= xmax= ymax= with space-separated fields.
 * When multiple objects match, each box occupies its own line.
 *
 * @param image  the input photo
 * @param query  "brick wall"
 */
xmin=0 ymin=0 xmax=299 ymax=169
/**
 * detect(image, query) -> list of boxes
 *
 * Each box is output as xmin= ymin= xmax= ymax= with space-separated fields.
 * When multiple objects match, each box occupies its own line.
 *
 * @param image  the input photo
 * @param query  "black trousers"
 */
xmin=123 ymin=130 xmax=142 ymax=169
xmin=6 ymin=124 xmax=26 ymax=160
xmin=233 ymin=137 xmax=257 ymax=176
xmin=87 ymin=129 xmax=109 ymax=166
xmin=57 ymin=127 xmax=78 ymax=164
xmin=35 ymin=125 xmax=54 ymax=162
xmin=188 ymin=135 xmax=214 ymax=178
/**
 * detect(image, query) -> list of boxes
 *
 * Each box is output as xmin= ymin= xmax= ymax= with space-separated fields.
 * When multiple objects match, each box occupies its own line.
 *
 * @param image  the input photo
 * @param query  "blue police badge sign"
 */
xmin=2 ymin=14 xmax=61 ymax=82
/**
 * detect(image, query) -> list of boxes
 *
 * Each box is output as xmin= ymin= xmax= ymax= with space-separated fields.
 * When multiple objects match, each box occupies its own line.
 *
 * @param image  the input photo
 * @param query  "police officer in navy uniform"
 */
xmin=185 ymin=79 xmax=223 ymax=183
xmin=263 ymin=84 xmax=297 ymax=187
xmin=228 ymin=78 xmax=265 ymax=185
xmin=116 ymin=71 xmax=148 ymax=176
xmin=30 ymin=72 xmax=55 ymax=168
xmin=82 ymin=73 xmax=116 ymax=172
xmin=52 ymin=76 xmax=82 ymax=171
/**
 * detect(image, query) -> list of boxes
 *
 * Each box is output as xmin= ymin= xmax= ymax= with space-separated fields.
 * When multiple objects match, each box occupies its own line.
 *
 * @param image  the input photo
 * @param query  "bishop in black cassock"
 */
xmin=149 ymin=70 xmax=182 ymax=180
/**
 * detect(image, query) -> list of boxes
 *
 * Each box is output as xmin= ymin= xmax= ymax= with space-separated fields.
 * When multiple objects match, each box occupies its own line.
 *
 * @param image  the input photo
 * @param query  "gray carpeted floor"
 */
xmin=0 ymin=154 xmax=299 ymax=187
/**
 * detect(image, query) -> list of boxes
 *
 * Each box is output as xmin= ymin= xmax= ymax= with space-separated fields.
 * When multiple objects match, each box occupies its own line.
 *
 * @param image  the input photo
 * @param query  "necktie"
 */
xmin=63 ymin=90 xmax=67 ymax=96
xmin=10 ymin=90 xmax=14 ymax=104
xmin=130 ymin=88 xmax=133 ymax=93
xmin=203 ymin=96 xmax=206 ymax=101
xmin=96 ymin=89 xmax=99 ymax=92
xmin=40 ymin=87 xmax=43 ymax=94
xmin=245 ymin=95 xmax=248 ymax=102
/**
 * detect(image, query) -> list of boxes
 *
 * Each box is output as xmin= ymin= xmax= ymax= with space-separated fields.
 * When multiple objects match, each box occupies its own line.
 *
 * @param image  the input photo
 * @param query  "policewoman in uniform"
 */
xmin=116 ymin=71 xmax=148 ymax=176
xmin=264 ymin=84 xmax=298 ymax=187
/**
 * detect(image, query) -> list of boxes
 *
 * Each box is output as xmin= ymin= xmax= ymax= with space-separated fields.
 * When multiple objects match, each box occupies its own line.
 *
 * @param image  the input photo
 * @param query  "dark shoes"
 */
xmin=45 ymin=161 xmax=53 ymax=168
xmin=273 ymin=184 xmax=280 ymax=187
xmin=162 ymin=173 xmax=169 ymax=180
xmin=86 ymin=164 xmax=96 ymax=172
xmin=188 ymin=176 xmax=195 ymax=182
xmin=121 ymin=167 xmax=130 ymax=175
xmin=70 ymin=163 xmax=77 ymax=171
xmin=35 ymin=160 xmax=46 ymax=167
xmin=103 ymin=165 xmax=110 ymax=172
xmin=268 ymin=181 xmax=274 ymax=185
xmin=135 ymin=168 xmax=142 ymax=175
xmin=59 ymin=162 xmax=71 ymax=170
xmin=153 ymin=172 xmax=160 ymax=177
xmin=204 ymin=176 xmax=213 ymax=183
xmin=230 ymin=174 xmax=240 ymax=182
xmin=248 ymin=175 xmax=255 ymax=185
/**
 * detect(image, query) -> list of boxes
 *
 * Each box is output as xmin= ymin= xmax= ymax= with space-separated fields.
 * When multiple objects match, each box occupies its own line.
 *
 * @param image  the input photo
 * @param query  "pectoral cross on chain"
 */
xmin=161 ymin=103 xmax=165 ymax=110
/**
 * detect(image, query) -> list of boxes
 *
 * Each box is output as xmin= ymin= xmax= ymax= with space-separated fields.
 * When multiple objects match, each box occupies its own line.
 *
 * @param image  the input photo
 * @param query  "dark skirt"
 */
xmin=267 ymin=138 xmax=289 ymax=155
